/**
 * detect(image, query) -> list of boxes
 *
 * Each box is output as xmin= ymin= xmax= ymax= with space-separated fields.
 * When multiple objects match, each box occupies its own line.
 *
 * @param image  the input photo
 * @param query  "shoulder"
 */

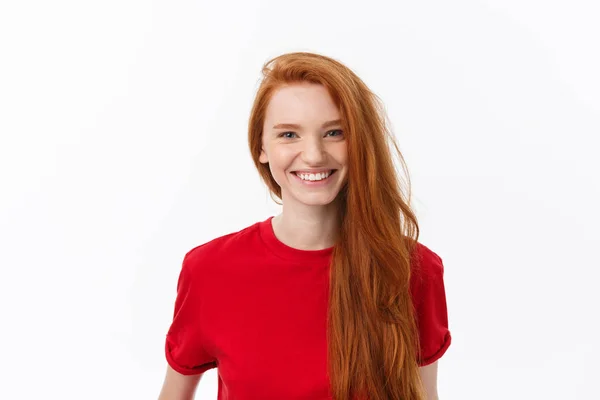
xmin=410 ymin=241 xmax=446 ymax=305
xmin=182 ymin=220 xmax=263 ymax=273
xmin=411 ymin=241 xmax=445 ymax=279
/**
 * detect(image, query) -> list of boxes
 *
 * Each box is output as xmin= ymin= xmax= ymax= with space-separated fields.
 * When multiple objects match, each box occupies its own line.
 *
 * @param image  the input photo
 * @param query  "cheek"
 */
xmin=333 ymin=144 xmax=348 ymax=165
xmin=269 ymin=147 xmax=295 ymax=168
xmin=266 ymin=152 xmax=289 ymax=178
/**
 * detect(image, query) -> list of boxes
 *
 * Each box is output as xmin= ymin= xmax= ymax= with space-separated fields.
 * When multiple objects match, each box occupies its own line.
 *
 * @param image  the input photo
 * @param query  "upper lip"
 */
xmin=292 ymin=169 xmax=336 ymax=174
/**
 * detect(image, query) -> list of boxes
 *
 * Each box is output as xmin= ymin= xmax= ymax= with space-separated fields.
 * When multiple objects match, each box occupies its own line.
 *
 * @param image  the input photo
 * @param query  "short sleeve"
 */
xmin=412 ymin=246 xmax=452 ymax=367
xmin=165 ymin=250 xmax=216 ymax=375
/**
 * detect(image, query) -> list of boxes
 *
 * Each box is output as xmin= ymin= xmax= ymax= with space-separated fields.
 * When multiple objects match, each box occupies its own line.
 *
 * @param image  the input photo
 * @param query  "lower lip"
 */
xmin=291 ymin=170 xmax=337 ymax=186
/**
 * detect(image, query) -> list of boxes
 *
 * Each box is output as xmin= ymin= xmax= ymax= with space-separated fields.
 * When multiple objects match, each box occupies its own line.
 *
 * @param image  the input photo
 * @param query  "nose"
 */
xmin=300 ymin=136 xmax=327 ymax=164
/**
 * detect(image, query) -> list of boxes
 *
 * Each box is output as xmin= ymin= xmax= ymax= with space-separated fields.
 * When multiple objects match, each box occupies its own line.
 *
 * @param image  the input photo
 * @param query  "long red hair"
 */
xmin=247 ymin=52 xmax=425 ymax=400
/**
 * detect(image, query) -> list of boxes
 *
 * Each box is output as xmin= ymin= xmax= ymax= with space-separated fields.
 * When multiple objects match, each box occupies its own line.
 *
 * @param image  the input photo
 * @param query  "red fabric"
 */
xmin=165 ymin=216 xmax=451 ymax=399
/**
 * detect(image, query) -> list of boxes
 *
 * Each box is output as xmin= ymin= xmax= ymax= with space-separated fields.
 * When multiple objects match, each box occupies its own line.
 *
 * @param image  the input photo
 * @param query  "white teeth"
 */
xmin=295 ymin=170 xmax=332 ymax=181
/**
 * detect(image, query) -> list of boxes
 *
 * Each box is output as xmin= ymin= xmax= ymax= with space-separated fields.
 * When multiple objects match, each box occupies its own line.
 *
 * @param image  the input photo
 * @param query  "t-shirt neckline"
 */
xmin=258 ymin=216 xmax=334 ymax=266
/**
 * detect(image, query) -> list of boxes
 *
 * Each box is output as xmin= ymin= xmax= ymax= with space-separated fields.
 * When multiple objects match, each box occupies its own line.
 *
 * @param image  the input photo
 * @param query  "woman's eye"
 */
xmin=280 ymin=130 xmax=343 ymax=139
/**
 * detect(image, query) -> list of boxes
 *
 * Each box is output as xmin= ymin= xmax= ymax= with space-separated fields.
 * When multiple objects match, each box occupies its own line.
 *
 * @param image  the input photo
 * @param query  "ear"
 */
xmin=259 ymin=147 xmax=268 ymax=164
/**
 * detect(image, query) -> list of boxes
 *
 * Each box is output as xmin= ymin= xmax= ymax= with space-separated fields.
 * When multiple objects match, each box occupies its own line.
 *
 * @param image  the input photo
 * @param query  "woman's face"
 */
xmin=259 ymin=82 xmax=348 ymax=208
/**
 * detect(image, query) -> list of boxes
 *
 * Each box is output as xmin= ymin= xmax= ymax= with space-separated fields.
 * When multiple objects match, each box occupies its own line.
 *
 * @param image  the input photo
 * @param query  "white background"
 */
xmin=1 ymin=0 xmax=599 ymax=399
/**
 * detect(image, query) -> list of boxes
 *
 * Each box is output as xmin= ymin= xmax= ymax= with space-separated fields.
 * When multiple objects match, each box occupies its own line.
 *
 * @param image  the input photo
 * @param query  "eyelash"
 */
xmin=279 ymin=129 xmax=344 ymax=139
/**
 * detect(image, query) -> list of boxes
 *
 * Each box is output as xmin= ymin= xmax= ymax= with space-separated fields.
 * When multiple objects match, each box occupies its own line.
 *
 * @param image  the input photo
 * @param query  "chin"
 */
xmin=296 ymin=194 xmax=340 ymax=207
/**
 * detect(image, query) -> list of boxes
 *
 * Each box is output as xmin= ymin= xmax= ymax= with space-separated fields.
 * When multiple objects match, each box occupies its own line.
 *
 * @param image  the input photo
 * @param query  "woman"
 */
xmin=159 ymin=52 xmax=451 ymax=400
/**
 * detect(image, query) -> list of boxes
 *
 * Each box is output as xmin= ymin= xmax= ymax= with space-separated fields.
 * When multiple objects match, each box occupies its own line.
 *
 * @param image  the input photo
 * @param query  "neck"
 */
xmin=271 ymin=209 xmax=340 ymax=251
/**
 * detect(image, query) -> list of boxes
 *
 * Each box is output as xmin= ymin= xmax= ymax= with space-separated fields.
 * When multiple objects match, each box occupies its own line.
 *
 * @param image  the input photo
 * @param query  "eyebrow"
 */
xmin=272 ymin=119 xmax=342 ymax=130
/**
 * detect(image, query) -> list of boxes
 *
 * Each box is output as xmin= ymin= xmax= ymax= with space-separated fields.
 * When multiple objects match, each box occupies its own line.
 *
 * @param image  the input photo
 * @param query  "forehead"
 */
xmin=264 ymin=83 xmax=339 ymax=124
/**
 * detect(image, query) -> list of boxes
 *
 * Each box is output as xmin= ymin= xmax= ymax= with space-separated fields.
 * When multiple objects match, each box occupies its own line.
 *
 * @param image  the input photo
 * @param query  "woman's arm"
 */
xmin=158 ymin=365 xmax=203 ymax=400
xmin=419 ymin=361 xmax=439 ymax=400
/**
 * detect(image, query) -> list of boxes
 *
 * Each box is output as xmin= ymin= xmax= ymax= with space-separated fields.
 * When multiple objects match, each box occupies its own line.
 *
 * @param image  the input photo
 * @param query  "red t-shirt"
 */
xmin=165 ymin=216 xmax=451 ymax=399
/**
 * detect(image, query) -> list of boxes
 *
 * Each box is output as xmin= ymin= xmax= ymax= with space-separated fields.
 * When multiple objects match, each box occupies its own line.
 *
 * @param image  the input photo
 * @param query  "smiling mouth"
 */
xmin=291 ymin=169 xmax=337 ymax=175
xmin=292 ymin=169 xmax=338 ymax=182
